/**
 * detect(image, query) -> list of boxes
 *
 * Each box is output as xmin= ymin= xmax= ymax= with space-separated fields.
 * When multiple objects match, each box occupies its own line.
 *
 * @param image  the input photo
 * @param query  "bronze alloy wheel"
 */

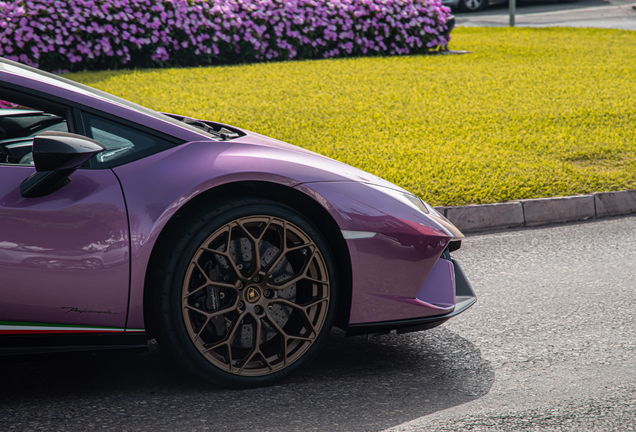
xmin=181 ymin=215 xmax=331 ymax=377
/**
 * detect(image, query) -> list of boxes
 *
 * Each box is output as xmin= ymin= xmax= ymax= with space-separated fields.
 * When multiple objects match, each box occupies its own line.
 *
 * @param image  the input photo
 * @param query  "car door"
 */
xmin=0 ymin=97 xmax=130 ymax=334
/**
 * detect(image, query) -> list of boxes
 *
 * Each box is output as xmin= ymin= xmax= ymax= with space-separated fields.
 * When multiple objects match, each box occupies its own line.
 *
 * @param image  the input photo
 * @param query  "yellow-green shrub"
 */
xmin=70 ymin=27 xmax=636 ymax=206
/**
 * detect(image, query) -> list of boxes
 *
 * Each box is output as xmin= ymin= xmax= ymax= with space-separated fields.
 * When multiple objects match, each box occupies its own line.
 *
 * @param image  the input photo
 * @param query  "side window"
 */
xmin=0 ymin=99 xmax=69 ymax=166
xmin=83 ymin=113 xmax=175 ymax=168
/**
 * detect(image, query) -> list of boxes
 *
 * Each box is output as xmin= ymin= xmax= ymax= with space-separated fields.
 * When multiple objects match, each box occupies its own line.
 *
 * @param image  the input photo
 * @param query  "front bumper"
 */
xmin=345 ymin=258 xmax=476 ymax=336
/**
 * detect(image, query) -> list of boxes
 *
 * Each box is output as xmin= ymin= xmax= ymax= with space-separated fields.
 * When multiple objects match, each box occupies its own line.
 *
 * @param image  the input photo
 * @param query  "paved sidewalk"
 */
xmin=436 ymin=190 xmax=636 ymax=233
xmin=456 ymin=4 xmax=636 ymax=30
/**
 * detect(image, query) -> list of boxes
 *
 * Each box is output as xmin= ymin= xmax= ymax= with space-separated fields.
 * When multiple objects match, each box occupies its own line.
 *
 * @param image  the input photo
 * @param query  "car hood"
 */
xmin=217 ymin=124 xmax=411 ymax=193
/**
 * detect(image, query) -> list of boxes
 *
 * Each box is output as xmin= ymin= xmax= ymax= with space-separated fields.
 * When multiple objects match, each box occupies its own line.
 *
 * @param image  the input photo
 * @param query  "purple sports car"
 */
xmin=0 ymin=58 xmax=475 ymax=388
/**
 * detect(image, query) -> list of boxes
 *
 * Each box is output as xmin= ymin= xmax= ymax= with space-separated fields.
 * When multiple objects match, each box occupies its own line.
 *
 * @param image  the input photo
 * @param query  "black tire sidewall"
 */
xmin=155 ymin=199 xmax=339 ymax=388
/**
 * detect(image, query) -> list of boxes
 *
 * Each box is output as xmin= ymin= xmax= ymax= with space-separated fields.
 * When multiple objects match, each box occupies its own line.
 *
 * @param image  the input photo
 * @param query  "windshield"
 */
xmin=0 ymin=58 xmax=221 ymax=141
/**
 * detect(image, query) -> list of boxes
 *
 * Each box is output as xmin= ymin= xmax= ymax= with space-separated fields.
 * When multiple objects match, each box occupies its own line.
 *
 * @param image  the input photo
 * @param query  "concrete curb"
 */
xmin=435 ymin=190 xmax=636 ymax=233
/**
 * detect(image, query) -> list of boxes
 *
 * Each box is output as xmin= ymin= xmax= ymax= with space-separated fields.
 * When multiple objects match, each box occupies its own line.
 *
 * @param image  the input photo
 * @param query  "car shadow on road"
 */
xmin=0 ymin=327 xmax=493 ymax=431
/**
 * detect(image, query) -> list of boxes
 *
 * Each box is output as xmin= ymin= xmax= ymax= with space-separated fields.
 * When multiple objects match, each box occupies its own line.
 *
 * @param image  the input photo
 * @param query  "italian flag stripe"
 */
xmin=0 ymin=321 xmax=144 ymax=335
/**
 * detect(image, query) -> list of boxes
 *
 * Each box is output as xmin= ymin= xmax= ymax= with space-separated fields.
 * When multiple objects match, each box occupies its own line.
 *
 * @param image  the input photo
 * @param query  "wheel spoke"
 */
xmin=265 ymin=313 xmax=313 ymax=343
xmin=183 ymin=280 xmax=208 ymax=300
xmin=202 ymin=310 xmax=245 ymax=353
xmin=238 ymin=217 xmax=273 ymax=242
xmin=184 ymin=301 xmax=237 ymax=319
xmin=302 ymin=297 xmax=329 ymax=310
xmin=272 ymin=298 xmax=321 ymax=336
xmin=288 ymin=334 xmax=313 ymax=342
xmin=202 ymin=246 xmax=245 ymax=282
xmin=263 ymin=221 xmax=287 ymax=275
xmin=183 ymin=280 xmax=236 ymax=300
xmin=250 ymin=237 xmax=261 ymax=278
xmin=260 ymin=353 xmax=274 ymax=372
xmin=236 ymin=315 xmax=263 ymax=374
xmin=268 ymin=249 xmax=319 ymax=290
xmin=304 ymin=275 xmax=329 ymax=285
xmin=193 ymin=315 xmax=213 ymax=342
xmin=247 ymin=313 xmax=262 ymax=354
xmin=235 ymin=220 xmax=266 ymax=277
xmin=274 ymin=298 xmax=312 ymax=314
xmin=261 ymin=313 xmax=291 ymax=367
xmin=203 ymin=339 xmax=227 ymax=353
xmin=193 ymin=261 xmax=212 ymax=283
xmin=236 ymin=351 xmax=257 ymax=374
xmin=184 ymin=303 xmax=211 ymax=318
xmin=286 ymin=243 xmax=313 ymax=252
xmin=263 ymin=229 xmax=313 ymax=277
xmin=208 ymin=222 xmax=244 ymax=280
xmin=257 ymin=218 xmax=273 ymax=240
xmin=224 ymin=222 xmax=234 ymax=253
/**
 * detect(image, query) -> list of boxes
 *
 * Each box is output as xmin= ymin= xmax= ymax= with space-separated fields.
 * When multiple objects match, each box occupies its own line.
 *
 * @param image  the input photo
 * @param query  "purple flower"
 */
xmin=0 ymin=0 xmax=453 ymax=71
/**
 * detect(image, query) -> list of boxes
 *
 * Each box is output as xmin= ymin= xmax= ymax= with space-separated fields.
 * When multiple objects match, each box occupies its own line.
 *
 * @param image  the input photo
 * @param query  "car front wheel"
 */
xmin=153 ymin=198 xmax=337 ymax=388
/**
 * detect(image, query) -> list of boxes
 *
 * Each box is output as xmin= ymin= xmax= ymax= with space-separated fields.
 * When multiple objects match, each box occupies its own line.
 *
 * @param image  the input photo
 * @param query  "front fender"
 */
xmin=295 ymin=181 xmax=455 ymax=324
xmin=113 ymin=140 xmax=373 ymax=330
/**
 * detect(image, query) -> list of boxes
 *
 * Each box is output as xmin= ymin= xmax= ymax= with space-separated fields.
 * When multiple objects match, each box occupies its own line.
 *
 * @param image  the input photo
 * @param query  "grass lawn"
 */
xmin=69 ymin=27 xmax=636 ymax=206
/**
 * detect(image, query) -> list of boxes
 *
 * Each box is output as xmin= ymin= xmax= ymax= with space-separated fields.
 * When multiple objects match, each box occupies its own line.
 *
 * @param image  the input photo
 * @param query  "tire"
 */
xmin=458 ymin=0 xmax=488 ymax=12
xmin=152 ymin=197 xmax=338 ymax=388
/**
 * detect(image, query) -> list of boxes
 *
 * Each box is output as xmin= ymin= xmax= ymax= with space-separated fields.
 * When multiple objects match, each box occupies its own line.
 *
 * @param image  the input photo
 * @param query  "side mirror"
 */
xmin=20 ymin=131 xmax=104 ymax=198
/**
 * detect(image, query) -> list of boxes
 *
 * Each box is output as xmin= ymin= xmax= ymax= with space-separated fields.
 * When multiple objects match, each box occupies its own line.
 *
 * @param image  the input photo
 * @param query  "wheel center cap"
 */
xmin=246 ymin=286 xmax=261 ymax=303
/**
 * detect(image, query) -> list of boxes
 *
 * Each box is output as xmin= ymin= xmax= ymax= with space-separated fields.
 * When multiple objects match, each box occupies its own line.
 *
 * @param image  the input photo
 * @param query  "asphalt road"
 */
xmin=454 ymin=0 xmax=636 ymax=30
xmin=388 ymin=215 xmax=636 ymax=431
xmin=1 ymin=215 xmax=635 ymax=431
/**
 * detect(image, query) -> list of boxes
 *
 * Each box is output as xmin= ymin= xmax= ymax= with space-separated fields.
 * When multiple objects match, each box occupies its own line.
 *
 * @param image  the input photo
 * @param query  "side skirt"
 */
xmin=0 ymin=333 xmax=149 ymax=356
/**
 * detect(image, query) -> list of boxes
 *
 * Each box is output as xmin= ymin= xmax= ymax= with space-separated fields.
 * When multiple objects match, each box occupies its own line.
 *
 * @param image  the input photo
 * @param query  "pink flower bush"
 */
xmin=0 ymin=100 xmax=20 ymax=108
xmin=0 ymin=0 xmax=454 ymax=72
